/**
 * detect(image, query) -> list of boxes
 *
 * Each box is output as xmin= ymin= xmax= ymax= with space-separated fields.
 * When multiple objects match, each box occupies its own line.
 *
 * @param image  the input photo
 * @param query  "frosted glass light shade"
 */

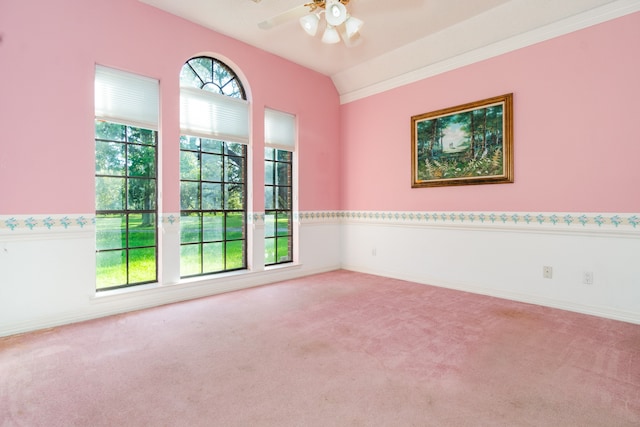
xmin=321 ymin=25 xmax=341 ymax=44
xmin=325 ymin=0 xmax=347 ymax=26
xmin=299 ymin=13 xmax=320 ymax=36
xmin=344 ymin=15 xmax=363 ymax=38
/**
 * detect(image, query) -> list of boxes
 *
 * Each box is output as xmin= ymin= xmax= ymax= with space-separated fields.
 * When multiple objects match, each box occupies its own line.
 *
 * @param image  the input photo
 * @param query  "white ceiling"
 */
xmin=139 ymin=0 xmax=640 ymax=102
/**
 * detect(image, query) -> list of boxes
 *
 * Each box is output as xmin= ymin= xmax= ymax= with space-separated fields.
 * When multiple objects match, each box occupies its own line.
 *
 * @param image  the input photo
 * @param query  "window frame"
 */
xmin=264 ymin=147 xmax=294 ymax=266
xmin=264 ymin=108 xmax=296 ymax=267
xmin=178 ymin=56 xmax=249 ymax=278
xmin=179 ymin=137 xmax=247 ymax=277
xmin=94 ymin=65 xmax=159 ymax=292
xmin=95 ymin=121 xmax=159 ymax=291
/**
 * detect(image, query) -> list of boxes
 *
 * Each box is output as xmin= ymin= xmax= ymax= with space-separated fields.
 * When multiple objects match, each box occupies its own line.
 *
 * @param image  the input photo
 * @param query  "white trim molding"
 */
xmin=337 ymin=0 xmax=640 ymax=104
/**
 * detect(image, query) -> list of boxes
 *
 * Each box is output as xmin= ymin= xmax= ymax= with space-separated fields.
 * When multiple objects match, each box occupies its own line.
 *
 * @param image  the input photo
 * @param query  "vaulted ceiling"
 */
xmin=139 ymin=0 xmax=640 ymax=102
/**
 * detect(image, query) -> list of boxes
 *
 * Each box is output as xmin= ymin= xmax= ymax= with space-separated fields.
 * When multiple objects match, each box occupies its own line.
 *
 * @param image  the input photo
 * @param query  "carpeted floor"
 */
xmin=1 ymin=270 xmax=639 ymax=426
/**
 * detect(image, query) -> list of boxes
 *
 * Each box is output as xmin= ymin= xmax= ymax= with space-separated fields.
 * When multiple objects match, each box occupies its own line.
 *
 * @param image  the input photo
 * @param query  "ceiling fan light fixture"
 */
xmin=321 ymin=25 xmax=341 ymax=44
xmin=345 ymin=31 xmax=362 ymax=46
xmin=324 ymin=0 xmax=348 ymax=26
xmin=344 ymin=15 xmax=363 ymax=39
xmin=299 ymin=13 xmax=320 ymax=36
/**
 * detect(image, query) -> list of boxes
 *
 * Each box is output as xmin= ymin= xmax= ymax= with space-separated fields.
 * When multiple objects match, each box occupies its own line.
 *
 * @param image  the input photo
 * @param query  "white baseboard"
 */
xmin=0 ymin=264 xmax=341 ymax=337
xmin=341 ymin=263 xmax=640 ymax=325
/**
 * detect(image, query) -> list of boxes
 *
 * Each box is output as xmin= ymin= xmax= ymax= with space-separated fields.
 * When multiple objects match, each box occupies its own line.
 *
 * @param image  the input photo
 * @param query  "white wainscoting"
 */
xmin=2 ymin=210 xmax=638 ymax=336
xmin=0 ymin=213 xmax=341 ymax=337
xmin=340 ymin=211 xmax=640 ymax=324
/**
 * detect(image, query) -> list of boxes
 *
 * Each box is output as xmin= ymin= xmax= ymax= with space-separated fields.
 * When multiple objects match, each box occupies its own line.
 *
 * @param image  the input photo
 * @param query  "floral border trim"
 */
xmin=0 ymin=214 xmax=183 ymax=234
xmin=0 ymin=215 xmax=94 ymax=233
xmin=1 ymin=211 xmax=638 ymax=233
xmin=339 ymin=211 xmax=640 ymax=230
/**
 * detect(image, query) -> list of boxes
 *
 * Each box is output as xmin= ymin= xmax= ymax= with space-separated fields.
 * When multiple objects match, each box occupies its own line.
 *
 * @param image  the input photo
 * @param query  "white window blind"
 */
xmin=180 ymin=86 xmax=250 ymax=144
xmin=265 ymin=108 xmax=296 ymax=150
xmin=94 ymin=65 xmax=159 ymax=130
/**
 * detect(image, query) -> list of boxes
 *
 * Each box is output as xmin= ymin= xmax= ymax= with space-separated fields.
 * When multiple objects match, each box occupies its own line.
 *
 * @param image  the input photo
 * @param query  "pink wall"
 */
xmin=2 ymin=1 xmax=637 ymax=216
xmin=340 ymin=12 xmax=640 ymax=213
xmin=0 ymin=0 xmax=341 ymax=215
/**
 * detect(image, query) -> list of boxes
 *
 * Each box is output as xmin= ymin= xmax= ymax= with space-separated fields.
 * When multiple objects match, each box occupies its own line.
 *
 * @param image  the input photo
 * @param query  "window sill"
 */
xmin=176 ymin=268 xmax=256 ymax=286
xmin=91 ymin=263 xmax=303 ymax=301
xmin=94 ymin=281 xmax=162 ymax=299
xmin=264 ymin=262 xmax=300 ymax=272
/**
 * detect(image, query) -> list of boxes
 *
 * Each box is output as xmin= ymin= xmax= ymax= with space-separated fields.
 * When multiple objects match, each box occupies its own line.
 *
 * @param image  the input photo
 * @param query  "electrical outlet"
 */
xmin=372 ymin=247 xmax=377 ymax=256
xmin=583 ymin=271 xmax=594 ymax=285
xmin=543 ymin=266 xmax=553 ymax=279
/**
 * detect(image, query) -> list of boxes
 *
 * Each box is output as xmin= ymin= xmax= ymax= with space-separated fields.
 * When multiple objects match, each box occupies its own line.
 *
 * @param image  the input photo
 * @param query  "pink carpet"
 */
xmin=1 ymin=270 xmax=639 ymax=426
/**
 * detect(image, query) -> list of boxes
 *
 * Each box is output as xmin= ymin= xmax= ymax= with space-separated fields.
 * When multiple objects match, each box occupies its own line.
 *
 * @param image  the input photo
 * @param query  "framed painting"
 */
xmin=411 ymin=93 xmax=513 ymax=187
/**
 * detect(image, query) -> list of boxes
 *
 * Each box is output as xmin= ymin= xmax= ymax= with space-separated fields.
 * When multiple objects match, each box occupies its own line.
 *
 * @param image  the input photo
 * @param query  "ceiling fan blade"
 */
xmin=258 ymin=4 xmax=309 ymax=30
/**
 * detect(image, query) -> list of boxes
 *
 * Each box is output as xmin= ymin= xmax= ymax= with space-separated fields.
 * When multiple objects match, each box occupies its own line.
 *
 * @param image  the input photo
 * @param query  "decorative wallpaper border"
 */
xmin=0 ymin=214 xmax=181 ymax=235
xmin=0 ymin=214 xmax=94 ymax=233
xmin=1 ymin=211 xmax=638 ymax=234
xmin=339 ymin=211 xmax=640 ymax=230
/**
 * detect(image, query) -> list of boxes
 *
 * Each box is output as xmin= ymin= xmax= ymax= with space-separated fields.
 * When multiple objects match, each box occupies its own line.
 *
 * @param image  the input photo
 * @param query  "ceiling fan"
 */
xmin=258 ymin=0 xmax=363 ymax=46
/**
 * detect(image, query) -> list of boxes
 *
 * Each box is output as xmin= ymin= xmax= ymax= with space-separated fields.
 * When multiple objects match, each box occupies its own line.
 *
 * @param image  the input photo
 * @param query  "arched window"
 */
xmin=180 ymin=56 xmax=246 ymax=99
xmin=179 ymin=57 xmax=249 ymax=277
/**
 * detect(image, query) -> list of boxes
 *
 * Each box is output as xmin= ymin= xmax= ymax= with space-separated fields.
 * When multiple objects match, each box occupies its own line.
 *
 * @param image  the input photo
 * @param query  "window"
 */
xmin=180 ymin=56 xmax=245 ymax=98
xmin=264 ymin=108 xmax=296 ymax=266
xmin=180 ymin=137 xmax=246 ymax=276
xmin=264 ymin=148 xmax=293 ymax=265
xmin=179 ymin=57 xmax=249 ymax=277
xmin=94 ymin=66 xmax=159 ymax=290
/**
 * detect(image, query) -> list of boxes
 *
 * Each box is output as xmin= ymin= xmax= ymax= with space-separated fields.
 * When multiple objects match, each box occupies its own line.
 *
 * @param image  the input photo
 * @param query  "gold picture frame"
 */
xmin=411 ymin=93 xmax=513 ymax=188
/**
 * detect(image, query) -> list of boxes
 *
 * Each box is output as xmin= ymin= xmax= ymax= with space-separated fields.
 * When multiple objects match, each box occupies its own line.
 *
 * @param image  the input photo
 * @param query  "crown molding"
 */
xmin=338 ymin=0 xmax=640 ymax=104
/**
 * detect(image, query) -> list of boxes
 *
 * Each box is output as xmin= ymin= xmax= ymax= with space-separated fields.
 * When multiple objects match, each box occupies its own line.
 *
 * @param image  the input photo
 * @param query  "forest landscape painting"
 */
xmin=411 ymin=93 xmax=513 ymax=187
